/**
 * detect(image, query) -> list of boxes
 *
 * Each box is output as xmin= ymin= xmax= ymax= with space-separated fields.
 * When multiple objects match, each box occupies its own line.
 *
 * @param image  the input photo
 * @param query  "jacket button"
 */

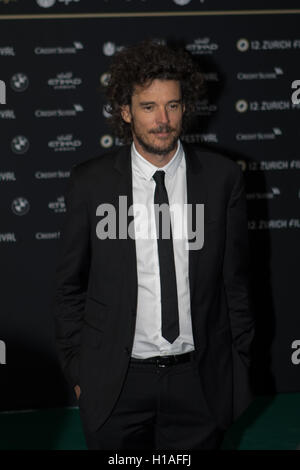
xmin=124 ymin=347 xmax=130 ymax=355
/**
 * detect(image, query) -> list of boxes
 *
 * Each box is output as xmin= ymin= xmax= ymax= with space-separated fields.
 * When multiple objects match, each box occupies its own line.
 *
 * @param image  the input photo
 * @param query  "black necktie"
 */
xmin=153 ymin=170 xmax=180 ymax=344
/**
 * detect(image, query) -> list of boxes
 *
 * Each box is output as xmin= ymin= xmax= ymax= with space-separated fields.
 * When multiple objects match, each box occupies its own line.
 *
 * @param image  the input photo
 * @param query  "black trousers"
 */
xmin=80 ymin=356 xmax=225 ymax=450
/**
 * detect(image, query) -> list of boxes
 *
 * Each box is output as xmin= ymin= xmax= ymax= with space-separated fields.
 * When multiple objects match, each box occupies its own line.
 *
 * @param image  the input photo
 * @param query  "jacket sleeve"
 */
xmin=53 ymin=165 xmax=91 ymax=388
xmin=222 ymin=164 xmax=255 ymax=368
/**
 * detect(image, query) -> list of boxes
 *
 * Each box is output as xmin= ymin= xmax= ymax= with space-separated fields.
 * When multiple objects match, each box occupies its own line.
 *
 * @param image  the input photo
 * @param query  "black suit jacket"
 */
xmin=54 ymin=143 xmax=255 ymax=434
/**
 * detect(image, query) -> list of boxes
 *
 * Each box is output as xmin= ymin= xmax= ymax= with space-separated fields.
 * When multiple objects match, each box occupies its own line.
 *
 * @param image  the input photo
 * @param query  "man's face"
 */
xmin=121 ymin=79 xmax=185 ymax=160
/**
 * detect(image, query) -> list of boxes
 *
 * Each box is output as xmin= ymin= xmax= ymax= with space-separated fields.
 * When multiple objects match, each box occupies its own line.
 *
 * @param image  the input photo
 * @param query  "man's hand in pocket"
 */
xmin=74 ymin=385 xmax=81 ymax=401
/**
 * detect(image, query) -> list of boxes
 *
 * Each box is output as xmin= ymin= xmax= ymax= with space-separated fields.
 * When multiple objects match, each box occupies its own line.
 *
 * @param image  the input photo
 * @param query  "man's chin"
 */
xmin=146 ymin=145 xmax=175 ymax=156
xmin=139 ymin=138 xmax=178 ymax=156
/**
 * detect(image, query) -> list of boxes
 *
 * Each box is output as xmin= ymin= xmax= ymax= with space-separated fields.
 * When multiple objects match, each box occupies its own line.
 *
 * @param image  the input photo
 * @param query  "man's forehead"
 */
xmin=132 ymin=79 xmax=181 ymax=98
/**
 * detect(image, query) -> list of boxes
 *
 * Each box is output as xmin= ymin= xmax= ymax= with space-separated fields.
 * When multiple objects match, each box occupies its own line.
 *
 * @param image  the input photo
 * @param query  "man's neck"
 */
xmin=133 ymin=140 xmax=179 ymax=168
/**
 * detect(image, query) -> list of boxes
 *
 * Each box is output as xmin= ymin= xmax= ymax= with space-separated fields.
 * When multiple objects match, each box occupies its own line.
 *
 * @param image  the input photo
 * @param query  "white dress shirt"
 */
xmin=131 ymin=140 xmax=195 ymax=358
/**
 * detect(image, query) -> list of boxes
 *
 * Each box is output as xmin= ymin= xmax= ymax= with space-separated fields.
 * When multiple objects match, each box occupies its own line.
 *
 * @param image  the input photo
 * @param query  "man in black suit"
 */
xmin=54 ymin=41 xmax=255 ymax=450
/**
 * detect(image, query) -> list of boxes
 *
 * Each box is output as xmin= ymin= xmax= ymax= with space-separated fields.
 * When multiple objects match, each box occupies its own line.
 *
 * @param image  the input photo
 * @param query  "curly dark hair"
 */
xmin=105 ymin=40 xmax=205 ymax=144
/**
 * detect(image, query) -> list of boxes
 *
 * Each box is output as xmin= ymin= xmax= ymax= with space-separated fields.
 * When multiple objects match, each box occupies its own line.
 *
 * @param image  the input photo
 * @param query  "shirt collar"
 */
xmin=131 ymin=140 xmax=183 ymax=181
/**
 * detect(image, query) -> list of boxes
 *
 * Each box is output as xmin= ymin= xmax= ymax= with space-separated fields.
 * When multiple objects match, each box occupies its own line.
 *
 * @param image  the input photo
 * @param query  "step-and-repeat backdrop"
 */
xmin=1 ymin=0 xmax=300 ymax=410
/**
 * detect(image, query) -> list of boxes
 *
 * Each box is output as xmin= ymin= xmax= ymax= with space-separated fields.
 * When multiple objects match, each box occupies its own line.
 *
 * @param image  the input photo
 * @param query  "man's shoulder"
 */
xmin=184 ymin=142 xmax=241 ymax=175
xmin=73 ymin=146 xmax=127 ymax=173
xmin=70 ymin=145 xmax=130 ymax=183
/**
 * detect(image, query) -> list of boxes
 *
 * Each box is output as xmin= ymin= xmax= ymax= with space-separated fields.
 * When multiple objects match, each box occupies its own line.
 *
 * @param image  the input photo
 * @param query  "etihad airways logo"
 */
xmin=186 ymin=38 xmax=219 ymax=55
xmin=48 ymin=196 xmax=66 ymax=213
xmin=194 ymin=99 xmax=218 ymax=116
xmin=48 ymin=72 xmax=82 ymax=90
xmin=48 ymin=134 xmax=82 ymax=151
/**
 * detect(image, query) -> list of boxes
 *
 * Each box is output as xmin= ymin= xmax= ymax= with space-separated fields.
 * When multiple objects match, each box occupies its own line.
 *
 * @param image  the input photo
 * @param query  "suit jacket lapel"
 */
xmin=183 ymin=143 xmax=207 ymax=302
xmin=114 ymin=145 xmax=138 ymax=309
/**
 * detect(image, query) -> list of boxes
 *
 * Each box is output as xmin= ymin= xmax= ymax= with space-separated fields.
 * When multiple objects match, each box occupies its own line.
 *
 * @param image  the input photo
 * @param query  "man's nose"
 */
xmin=156 ymin=106 xmax=170 ymax=124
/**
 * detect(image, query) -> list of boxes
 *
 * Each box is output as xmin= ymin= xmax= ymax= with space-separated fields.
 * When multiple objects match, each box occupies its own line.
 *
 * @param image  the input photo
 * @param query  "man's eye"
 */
xmin=143 ymin=106 xmax=153 ymax=111
xmin=169 ymin=103 xmax=179 ymax=110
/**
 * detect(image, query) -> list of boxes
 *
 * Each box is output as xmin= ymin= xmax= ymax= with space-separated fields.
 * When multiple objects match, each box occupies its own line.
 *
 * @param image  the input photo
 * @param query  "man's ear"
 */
xmin=121 ymin=105 xmax=132 ymax=124
xmin=182 ymin=102 xmax=186 ymax=114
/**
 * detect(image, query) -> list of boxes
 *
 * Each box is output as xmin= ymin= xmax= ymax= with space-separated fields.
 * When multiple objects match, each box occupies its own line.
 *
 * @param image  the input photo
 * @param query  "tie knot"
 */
xmin=153 ymin=170 xmax=165 ymax=187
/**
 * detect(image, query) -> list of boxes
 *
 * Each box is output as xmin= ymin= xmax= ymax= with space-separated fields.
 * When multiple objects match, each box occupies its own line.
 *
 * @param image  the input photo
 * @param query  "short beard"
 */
xmin=135 ymin=133 xmax=178 ymax=156
xmin=132 ymin=121 xmax=181 ymax=156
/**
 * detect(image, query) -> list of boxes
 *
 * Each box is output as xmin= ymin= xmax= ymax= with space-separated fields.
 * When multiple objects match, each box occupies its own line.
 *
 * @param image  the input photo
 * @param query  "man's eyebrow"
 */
xmin=139 ymin=99 xmax=182 ymax=105
xmin=139 ymin=101 xmax=156 ymax=105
